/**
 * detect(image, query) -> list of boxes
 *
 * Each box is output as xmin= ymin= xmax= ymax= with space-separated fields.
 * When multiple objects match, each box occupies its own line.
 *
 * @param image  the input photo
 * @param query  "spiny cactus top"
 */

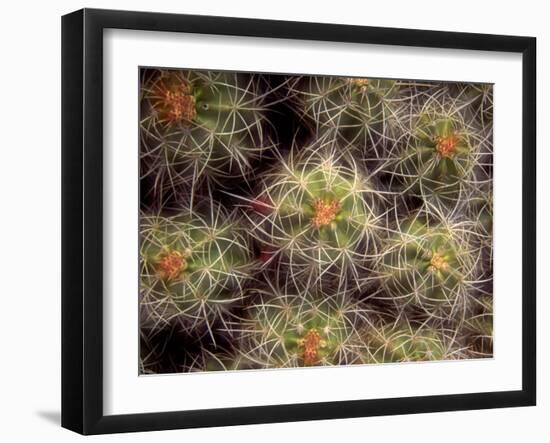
xmin=140 ymin=69 xmax=273 ymax=195
xmin=469 ymin=185 xmax=493 ymax=238
xmin=242 ymin=290 xmax=363 ymax=368
xmin=464 ymin=295 xmax=493 ymax=357
xmin=386 ymin=110 xmax=480 ymax=209
xmin=448 ymin=82 xmax=494 ymax=125
xmin=363 ymin=324 xmax=451 ymax=363
xmin=290 ymin=76 xmax=401 ymax=153
xmin=248 ymin=141 xmax=382 ymax=292
xmin=140 ymin=205 xmax=255 ymax=331
xmin=377 ymin=215 xmax=476 ymax=310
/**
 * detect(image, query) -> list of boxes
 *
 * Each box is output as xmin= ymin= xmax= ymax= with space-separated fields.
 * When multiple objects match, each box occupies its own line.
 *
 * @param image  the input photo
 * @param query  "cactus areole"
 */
xmin=428 ymin=251 xmax=449 ymax=273
xmin=151 ymin=75 xmax=197 ymax=125
xmin=350 ymin=78 xmax=369 ymax=87
xmin=297 ymin=328 xmax=327 ymax=366
xmin=435 ymin=133 xmax=459 ymax=158
xmin=311 ymin=198 xmax=341 ymax=228
xmin=155 ymin=248 xmax=190 ymax=281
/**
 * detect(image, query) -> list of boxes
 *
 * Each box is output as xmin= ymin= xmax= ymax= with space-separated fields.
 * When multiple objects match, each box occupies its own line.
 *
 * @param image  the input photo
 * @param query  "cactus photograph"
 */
xmin=139 ymin=67 xmax=493 ymax=374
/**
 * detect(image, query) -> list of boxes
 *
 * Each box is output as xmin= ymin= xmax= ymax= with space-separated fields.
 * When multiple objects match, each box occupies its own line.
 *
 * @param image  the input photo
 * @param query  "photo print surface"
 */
xmin=139 ymin=68 xmax=493 ymax=374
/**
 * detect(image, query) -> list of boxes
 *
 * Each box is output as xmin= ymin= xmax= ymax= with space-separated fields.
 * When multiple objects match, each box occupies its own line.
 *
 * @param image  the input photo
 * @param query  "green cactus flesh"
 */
xmin=465 ymin=295 xmax=493 ymax=357
xmin=138 ymin=68 xmax=494 ymax=374
xmin=294 ymin=76 xmax=398 ymax=149
xmin=252 ymin=147 xmax=379 ymax=290
xmin=244 ymin=294 xmax=360 ymax=368
xmin=449 ymin=82 xmax=493 ymax=125
xmin=365 ymin=324 xmax=448 ymax=363
xmin=469 ymin=186 xmax=493 ymax=237
xmin=378 ymin=217 xmax=472 ymax=309
xmin=391 ymin=115 xmax=475 ymax=206
xmin=140 ymin=208 xmax=254 ymax=328
xmin=141 ymin=70 xmax=271 ymax=186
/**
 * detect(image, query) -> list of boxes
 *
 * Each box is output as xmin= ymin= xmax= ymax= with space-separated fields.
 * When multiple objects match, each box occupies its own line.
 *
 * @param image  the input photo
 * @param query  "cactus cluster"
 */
xmin=139 ymin=67 xmax=493 ymax=374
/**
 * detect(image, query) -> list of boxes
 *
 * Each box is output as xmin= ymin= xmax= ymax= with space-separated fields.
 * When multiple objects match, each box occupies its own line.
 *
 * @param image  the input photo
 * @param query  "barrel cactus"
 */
xmin=289 ymin=75 xmax=401 ymax=153
xmin=464 ymin=295 xmax=493 ymax=357
xmin=241 ymin=287 xmax=363 ymax=368
xmin=377 ymin=214 xmax=475 ymax=312
xmin=247 ymin=140 xmax=382 ymax=293
xmin=362 ymin=323 xmax=451 ymax=363
xmin=137 ymin=68 xmax=494 ymax=374
xmin=449 ymin=82 xmax=493 ymax=126
xmin=140 ymin=69 xmax=274 ymax=198
xmin=469 ymin=185 xmax=493 ymax=239
xmin=139 ymin=204 xmax=255 ymax=332
xmin=386 ymin=110 xmax=478 ymax=209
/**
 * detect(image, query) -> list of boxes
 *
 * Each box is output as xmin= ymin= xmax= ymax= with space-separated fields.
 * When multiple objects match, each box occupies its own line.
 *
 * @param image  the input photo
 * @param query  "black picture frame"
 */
xmin=62 ymin=8 xmax=537 ymax=435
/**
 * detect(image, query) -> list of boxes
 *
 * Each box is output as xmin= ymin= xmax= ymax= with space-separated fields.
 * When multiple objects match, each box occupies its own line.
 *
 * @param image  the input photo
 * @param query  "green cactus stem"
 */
xmin=289 ymin=75 xmax=401 ymax=153
xmin=449 ymin=82 xmax=493 ymax=126
xmin=386 ymin=112 xmax=478 ymax=209
xmin=247 ymin=140 xmax=383 ymax=292
xmin=140 ymin=69 xmax=274 ymax=198
xmin=464 ymin=295 xmax=493 ymax=357
xmin=140 ymin=204 xmax=255 ymax=332
xmin=241 ymin=288 xmax=363 ymax=368
xmin=363 ymin=323 xmax=450 ymax=363
xmin=377 ymin=215 xmax=475 ymax=311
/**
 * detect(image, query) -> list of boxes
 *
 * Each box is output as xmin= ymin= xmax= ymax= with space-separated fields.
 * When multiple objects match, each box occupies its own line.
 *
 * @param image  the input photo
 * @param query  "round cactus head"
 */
xmin=448 ymin=82 xmax=493 ymax=125
xmin=387 ymin=110 xmax=478 ymax=209
xmin=140 ymin=69 xmax=274 ymax=199
xmin=242 ymin=289 xmax=362 ymax=368
xmin=248 ymin=141 xmax=382 ymax=292
xmin=364 ymin=323 xmax=449 ymax=363
xmin=377 ymin=214 xmax=474 ymax=311
xmin=469 ymin=185 xmax=493 ymax=238
xmin=146 ymin=70 xmax=197 ymax=126
xmin=140 ymin=204 xmax=255 ymax=332
xmin=290 ymin=75 xmax=400 ymax=153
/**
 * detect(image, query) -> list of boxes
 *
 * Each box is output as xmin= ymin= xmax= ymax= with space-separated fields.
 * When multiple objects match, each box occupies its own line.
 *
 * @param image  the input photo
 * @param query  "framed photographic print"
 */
xmin=61 ymin=8 xmax=536 ymax=435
